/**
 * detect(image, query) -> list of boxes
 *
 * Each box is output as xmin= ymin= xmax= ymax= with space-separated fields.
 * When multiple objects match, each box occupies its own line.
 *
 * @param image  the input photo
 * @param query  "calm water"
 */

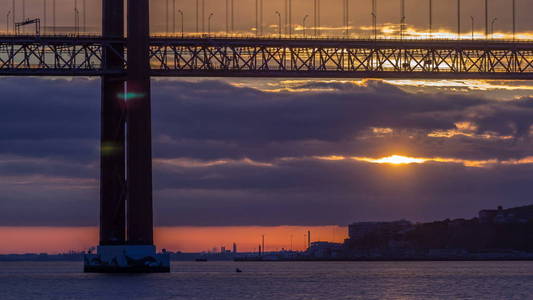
xmin=1 ymin=261 xmax=532 ymax=299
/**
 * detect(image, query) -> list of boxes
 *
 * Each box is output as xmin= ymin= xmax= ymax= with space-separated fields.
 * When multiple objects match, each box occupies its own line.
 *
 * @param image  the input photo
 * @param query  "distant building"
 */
xmin=307 ymin=242 xmax=344 ymax=258
xmin=348 ymin=220 xmax=412 ymax=240
xmin=232 ymin=243 xmax=237 ymax=254
xmin=479 ymin=205 xmax=533 ymax=224
xmin=479 ymin=206 xmax=503 ymax=224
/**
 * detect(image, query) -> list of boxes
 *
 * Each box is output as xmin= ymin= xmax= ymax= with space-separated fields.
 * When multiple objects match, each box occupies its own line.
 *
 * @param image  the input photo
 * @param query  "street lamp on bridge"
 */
xmin=470 ymin=16 xmax=474 ymax=40
xmin=491 ymin=17 xmax=497 ymax=40
xmin=303 ymin=14 xmax=309 ymax=38
xmin=172 ymin=0 xmax=176 ymax=35
xmin=178 ymin=9 xmax=184 ymax=38
xmin=208 ymin=13 xmax=214 ymax=36
xmin=6 ymin=10 xmax=10 ymax=34
xmin=275 ymin=11 xmax=282 ymax=39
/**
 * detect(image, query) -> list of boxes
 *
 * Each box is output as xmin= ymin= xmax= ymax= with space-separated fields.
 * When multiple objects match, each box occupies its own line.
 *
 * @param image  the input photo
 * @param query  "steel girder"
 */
xmin=149 ymin=38 xmax=533 ymax=79
xmin=2 ymin=36 xmax=533 ymax=79
xmin=0 ymin=36 xmax=125 ymax=76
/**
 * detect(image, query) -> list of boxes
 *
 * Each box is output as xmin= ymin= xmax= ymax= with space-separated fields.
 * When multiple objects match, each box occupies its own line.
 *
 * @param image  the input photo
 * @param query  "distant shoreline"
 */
xmin=234 ymin=258 xmax=533 ymax=262
xmin=3 ymin=257 xmax=533 ymax=262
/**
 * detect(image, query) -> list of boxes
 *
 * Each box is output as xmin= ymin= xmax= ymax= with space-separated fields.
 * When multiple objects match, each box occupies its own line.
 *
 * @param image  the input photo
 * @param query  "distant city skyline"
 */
xmin=0 ymin=226 xmax=348 ymax=254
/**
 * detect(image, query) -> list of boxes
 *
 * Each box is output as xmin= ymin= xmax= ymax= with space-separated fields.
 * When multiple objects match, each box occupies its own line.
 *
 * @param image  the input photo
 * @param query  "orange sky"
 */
xmin=0 ymin=226 xmax=348 ymax=254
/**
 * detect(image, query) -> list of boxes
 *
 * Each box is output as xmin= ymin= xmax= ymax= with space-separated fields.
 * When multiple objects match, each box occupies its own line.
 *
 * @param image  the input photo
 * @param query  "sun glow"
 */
xmin=355 ymin=155 xmax=427 ymax=165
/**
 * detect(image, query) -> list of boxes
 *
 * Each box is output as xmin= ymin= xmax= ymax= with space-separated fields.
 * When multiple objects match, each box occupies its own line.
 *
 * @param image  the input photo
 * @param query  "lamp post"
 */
xmin=178 ymin=9 xmax=184 ymax=38
xmin=173 ymin=0 xmax=176 ymax=35
xmin=74 ymin=8 xmax=80 ymax=35
xmin=196 ymin=0 xmax=199 ymax=33
xmin=275 ymin=11 xmax=281 ymax=38
xmin=491 ymin=17 xmax=497 ymax=39
xmin=470 ymin=16 xmax=474 ymax=40
xmin=303 ymin=14 xmax=309 ymax=38
xmin=6 ymin=11 xmax=10 ymax=34
xmin=371 ymin=12 xmax=377 ymax=40
xmin=165 ymin=0 xmax=169 ymax=34
xmin=208 ymin=13 xmax=214 ymax=36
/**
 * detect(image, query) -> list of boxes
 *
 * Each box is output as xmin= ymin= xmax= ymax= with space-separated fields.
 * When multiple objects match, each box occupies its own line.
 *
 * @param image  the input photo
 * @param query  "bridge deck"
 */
xmin=1 ymin=35 xmax=533 ymax=79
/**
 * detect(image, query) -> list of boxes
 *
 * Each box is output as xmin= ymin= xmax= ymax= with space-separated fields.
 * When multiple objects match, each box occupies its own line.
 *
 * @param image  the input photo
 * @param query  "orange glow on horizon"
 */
xmin=0 ymin=226 xmax=348 ymax=254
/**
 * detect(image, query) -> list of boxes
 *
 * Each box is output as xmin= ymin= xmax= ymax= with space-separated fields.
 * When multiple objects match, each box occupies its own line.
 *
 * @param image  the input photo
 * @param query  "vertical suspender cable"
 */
xmin=53 ymin=0 xmax=56 ymax=34
xmin=231 ymin=0 xmax=234 ymax=32
xmin=401 ymin=0 xmax=405 ymax=39
xmin=372 ymin=0 xmax=377 ymax=39
xmin=429 ymin=0 xmax=432 ymax=38
xmin=457 ymin=0 xmax=461 ymax=39
xmin=83 ymin=0 xmax=86 ymax=33
xmin=173 ymin=0 xmax=176 ymax=34
xmin=44 ymin=0 xmax=47 ymax=34
xmin=12 ymin=0 xmax=15 ymax=32
xmin=283 ymin=0 xmax=289 ymax=35
xmin=318 ymin=0 xmax=321 ymax=36
xmin=289 ymin=0 xmax=292 ymax=36
xmin=485 ymin=0 xmax=488 ymax=38
xmin=313 ymin=0 xmax=317 ymax=37
xmin=512 ymin=0 xmax=516 ymax=40
xmin=226 ymin=0 xmax=229 ymax=34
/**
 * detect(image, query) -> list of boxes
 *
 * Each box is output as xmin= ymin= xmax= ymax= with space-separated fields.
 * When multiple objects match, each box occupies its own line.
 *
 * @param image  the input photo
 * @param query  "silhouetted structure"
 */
xmin=344 ymin=204 xmax=533 ymax=260
xmin=86 ymin=0 xmax=169 ymax=273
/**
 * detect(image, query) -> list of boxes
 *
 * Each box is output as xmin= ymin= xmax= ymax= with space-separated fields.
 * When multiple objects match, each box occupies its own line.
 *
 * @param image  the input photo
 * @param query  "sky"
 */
xmin=1 ymin=0 xmax=533 ymax=253
xmin=4 ymin=0 xmax=533 ymax=38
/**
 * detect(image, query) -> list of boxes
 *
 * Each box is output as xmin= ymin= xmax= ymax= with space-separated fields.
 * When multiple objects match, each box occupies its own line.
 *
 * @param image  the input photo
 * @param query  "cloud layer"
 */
xmin=1 ymin=78 xmax=532 ymax=226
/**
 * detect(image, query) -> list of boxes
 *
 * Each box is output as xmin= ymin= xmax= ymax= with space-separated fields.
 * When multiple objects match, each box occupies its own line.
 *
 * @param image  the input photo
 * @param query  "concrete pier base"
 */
xmin=84 ymin=245 xmax=170 ymax=273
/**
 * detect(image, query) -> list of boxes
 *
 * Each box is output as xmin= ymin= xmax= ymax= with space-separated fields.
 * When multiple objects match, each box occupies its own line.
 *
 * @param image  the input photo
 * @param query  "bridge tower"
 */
xmin=84 ymin=0 xmax=170 ymax=273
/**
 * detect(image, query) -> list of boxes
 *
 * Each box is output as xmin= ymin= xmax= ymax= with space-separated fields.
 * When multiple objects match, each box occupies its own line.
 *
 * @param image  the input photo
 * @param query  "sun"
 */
xmin=355 ymin=155 xmax=426 ymax=165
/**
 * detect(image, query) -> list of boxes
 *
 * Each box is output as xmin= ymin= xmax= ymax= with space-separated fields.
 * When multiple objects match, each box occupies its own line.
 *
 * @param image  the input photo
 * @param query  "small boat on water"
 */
xmin=195 ymin=258 xmax=208 ymax=262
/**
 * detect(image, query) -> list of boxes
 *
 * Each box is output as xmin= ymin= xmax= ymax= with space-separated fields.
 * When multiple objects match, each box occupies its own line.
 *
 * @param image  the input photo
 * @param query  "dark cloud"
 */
xmin=1 ymin=77 xmax=532 ymax=226
xmin=153 ymin=159 xmax=533 ymax=226
xmin=153 ymin=79 xmax=469 ymax=143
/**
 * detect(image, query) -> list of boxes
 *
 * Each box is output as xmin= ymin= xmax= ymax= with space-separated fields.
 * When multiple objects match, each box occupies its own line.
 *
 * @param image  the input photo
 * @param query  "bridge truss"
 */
xmin=2 ymin=36 xmax=533 ymax=79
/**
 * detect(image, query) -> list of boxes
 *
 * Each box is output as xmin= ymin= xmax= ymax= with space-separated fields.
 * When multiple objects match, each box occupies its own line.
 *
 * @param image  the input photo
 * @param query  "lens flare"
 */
xmin=117 ymin=92 xmax=145 ymax=100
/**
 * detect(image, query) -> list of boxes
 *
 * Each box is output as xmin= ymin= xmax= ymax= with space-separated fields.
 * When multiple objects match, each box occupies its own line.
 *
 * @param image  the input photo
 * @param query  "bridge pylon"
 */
xmin=84 ymin=0 xmax=170 ymax=273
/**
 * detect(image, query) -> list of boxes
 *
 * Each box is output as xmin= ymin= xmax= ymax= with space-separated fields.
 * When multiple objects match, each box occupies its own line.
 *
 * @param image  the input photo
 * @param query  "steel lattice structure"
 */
xmin=150 ymin=38 xmax=533 ymax=79
xmin=0 ymin=36 xmax=125 ymax=76
xmin=2 ymin=35 xmax=533 ymax=79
